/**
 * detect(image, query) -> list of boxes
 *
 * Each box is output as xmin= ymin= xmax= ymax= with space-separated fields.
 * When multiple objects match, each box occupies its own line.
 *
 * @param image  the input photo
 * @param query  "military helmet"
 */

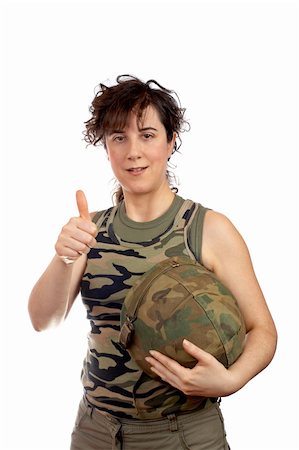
xmin=119 ymin=255 xmax=246 ymax=377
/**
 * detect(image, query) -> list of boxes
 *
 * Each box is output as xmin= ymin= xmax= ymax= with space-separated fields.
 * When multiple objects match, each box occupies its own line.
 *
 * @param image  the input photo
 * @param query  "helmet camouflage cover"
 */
xmin=119 ymin=255 xmax=246 ymax=378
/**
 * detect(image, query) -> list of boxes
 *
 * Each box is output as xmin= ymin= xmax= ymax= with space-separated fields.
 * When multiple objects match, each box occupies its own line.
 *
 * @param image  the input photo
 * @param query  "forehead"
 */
xmin=127 ymin=105 xmax=163 ymax=130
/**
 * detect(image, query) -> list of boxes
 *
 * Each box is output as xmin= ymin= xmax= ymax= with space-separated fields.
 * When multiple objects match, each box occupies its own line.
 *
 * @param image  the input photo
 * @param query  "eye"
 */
xmin=143 ymin=133 xmax=154 ymax=140
xmin=113 ymin=135 xmax=125 ymax=143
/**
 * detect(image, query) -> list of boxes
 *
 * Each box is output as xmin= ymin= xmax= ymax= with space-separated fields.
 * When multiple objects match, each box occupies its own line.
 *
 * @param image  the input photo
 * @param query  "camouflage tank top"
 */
xmin=80 ymin=195 xmax=215 ymax=419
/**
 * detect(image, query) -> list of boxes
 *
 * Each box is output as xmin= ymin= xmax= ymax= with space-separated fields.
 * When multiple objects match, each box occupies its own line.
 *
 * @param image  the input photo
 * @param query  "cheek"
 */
xmin=150 ymin=144 xmax=170 ymax=161
xmin=107 ymin=152 xmax=122 ymax=170
xmin=155 ymin=150 xmax=171 ymax=167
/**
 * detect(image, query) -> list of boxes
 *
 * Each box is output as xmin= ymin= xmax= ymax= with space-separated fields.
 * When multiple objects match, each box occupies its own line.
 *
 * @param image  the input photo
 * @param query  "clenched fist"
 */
xmin=55 ymin=190 xmax=98 ymax=263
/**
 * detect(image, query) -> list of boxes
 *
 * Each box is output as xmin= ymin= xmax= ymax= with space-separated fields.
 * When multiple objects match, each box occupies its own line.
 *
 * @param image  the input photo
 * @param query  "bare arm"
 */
xmin=28 ymin=254 xmax=87 ymax=331
xmin=200 ymin=210 xmax=278 ymax=393
xmin=28 ymin=191 xmax=97 ymax=331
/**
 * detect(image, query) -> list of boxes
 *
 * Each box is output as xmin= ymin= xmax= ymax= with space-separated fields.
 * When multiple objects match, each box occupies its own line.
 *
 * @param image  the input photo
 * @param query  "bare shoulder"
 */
xmin=202 ymin=210 xmax=249 ymax=272
xmin=203 ymin=210 xmax=247 ymax=247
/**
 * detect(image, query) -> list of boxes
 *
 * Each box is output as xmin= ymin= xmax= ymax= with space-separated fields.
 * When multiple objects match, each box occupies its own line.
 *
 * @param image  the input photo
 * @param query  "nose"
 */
xmin=127 ymin=137 xmax=142 ymax=160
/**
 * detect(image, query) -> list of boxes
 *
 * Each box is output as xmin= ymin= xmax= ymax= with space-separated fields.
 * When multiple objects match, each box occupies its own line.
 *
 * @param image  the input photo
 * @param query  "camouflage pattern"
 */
xmin=120 ymin=255 xmax=246 ymax=377
xmin=80 ymin=198 xmax=239 ymax=419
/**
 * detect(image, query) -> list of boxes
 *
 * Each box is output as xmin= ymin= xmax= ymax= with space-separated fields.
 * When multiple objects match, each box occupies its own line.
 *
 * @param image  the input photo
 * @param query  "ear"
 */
xmin=167 ymin=132 xmax=177 ymax=159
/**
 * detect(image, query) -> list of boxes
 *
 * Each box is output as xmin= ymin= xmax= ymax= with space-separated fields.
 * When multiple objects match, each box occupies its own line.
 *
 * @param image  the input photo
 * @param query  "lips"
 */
xmin=127 ymin=167 xmax=148 ymax=173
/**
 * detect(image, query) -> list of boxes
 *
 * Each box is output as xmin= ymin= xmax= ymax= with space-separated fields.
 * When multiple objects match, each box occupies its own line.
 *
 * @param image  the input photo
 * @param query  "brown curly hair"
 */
xmin=83 ymin=75 xmax=189 ymax=204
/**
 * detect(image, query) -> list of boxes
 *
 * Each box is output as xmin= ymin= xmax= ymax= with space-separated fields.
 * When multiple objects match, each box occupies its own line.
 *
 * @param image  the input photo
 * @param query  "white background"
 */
xmin=1 ymin=0 xmax=298 ymax=449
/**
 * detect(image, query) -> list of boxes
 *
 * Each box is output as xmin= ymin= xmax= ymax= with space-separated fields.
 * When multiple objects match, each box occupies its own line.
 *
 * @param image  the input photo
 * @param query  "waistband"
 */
xmin=82 ymin=395 xmax=220 ymax=430
xmin=80 ymin=396 xmax=224 ymax=450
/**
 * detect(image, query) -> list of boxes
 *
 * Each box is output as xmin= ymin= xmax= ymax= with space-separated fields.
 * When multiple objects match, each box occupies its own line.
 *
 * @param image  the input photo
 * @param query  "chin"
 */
xmin=123 ymin=185 xmax=155 ymax=197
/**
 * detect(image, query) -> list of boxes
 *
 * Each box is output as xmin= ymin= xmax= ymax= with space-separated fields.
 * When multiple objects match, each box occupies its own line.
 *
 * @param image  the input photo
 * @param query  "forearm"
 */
xmin=28 ymin=202 xmax=97 ymax=331
xmin=226 ymin=325 xmax=278 ymax=395
xmin=28 ymin=255 xmax=75 ymax=331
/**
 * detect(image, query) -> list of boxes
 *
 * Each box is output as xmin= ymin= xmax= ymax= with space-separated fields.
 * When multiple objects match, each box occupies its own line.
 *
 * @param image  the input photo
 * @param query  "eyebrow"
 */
xmin=108 ymin=130 xmax=124 ymax=135
xmin=108 ymin=126 xmax=158 ymax=136
xmin=139 ymin=127 xmax=158 ymax=132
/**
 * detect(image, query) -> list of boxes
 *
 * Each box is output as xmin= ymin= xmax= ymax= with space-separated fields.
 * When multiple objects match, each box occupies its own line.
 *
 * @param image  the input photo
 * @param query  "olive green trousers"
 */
xmin=70 ymin=396 xmax=230 ymax=450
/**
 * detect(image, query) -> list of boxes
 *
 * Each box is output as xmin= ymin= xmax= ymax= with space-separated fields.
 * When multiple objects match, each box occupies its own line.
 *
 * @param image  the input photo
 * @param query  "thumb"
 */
xmin=183 ymin=339 xmax=211 ymax=362
xmin=76 ymin=190 xmax=91 ymax=221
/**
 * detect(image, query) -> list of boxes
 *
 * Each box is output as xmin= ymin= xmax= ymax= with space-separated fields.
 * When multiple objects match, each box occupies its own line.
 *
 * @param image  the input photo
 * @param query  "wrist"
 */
xmin=224 ymin=366 xmax=248 ymax=396
xmin=54 ymin=253 xmax=76 ymax=267
xmin=59 ymin=255 xmax=76 ymax=265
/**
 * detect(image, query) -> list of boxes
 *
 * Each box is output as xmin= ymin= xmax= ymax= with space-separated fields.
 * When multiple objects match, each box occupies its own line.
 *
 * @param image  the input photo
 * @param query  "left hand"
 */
xmin=145 ymin=339 xmax=240 ymax=397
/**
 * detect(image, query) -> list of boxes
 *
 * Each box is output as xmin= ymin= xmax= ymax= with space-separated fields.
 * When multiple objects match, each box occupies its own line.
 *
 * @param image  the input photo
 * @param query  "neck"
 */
xmin=122 ymin=187 xmax=176 ymax=222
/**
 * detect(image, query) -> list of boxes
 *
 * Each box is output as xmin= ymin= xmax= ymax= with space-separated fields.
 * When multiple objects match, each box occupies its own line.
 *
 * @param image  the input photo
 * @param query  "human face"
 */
xmin=105 ymin=106 xmax=176 ymax=198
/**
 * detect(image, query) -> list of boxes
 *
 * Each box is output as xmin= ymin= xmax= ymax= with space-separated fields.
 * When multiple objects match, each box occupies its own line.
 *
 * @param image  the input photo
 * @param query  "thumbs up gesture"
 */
xmin=76 ymin=190 xmax=91 ymax=221
xmin=55 ymin=190 xmax=98 ymax=263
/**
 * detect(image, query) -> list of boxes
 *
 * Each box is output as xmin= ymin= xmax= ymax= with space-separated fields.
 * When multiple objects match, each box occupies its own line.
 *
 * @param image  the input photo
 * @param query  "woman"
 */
xmin=28 ymin=75 xmax=277 ymax=449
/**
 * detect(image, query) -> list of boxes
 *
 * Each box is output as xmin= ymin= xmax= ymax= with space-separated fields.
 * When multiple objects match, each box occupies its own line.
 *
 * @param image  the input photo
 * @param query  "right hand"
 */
xmin=55 ymin=190 xmax=98 ymax=261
